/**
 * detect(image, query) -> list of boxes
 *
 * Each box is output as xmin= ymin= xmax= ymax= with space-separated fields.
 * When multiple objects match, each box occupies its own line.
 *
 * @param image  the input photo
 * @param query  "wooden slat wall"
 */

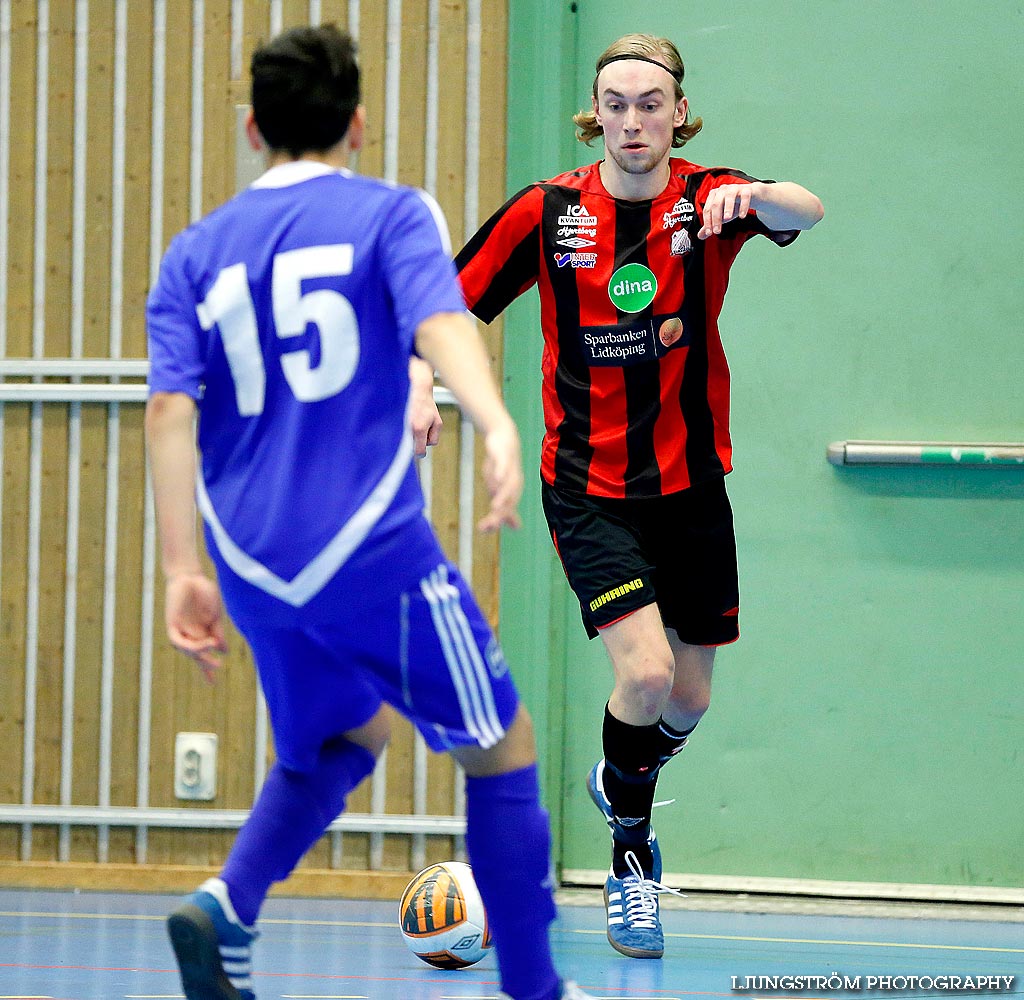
xmin=0 ymin=0 xmax=509 ymax=894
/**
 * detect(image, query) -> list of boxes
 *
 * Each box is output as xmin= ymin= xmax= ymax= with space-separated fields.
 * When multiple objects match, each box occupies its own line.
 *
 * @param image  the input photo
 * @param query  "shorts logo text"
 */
xmin=590 ymin=577 xmax=644 ymax=612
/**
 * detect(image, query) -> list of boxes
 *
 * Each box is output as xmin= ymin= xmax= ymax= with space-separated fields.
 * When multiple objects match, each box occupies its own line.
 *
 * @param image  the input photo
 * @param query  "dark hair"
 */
xmin=573 ymin=33 xmax=702 ymax=148
xmin=250 ymin=24 xmax=360 ymax=157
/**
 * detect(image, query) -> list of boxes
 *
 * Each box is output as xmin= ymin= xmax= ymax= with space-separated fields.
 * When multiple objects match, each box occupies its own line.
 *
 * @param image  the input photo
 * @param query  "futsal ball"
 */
xmin=399 ymin=861 xmax=492 ymax=970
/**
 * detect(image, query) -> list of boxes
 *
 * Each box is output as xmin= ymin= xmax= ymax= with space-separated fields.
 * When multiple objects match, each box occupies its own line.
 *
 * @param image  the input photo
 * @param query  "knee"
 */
xmin=345 ymin=706 xmax=391 ymax=759
xmin=455 ymin=704 xmax=537 ymax=778
xmin=670 ymin=681 xmax=712 ymax=722
xmin=619 ymin=654 xmax=675 ymax=716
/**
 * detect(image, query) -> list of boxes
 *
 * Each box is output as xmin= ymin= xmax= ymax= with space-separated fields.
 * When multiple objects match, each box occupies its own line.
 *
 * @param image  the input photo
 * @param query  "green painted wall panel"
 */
xmin=500 ymin=1 xmax=1023 ymax=888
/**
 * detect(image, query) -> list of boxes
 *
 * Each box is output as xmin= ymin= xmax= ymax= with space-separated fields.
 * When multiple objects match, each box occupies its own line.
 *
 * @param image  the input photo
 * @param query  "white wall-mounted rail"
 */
xmin=827 ymin=440 xmax=1024 ymax=468
xmin=0 ymin=804 xmax=465 ymax=836
xmin=0 ymin=360 xmax=456 ymax=406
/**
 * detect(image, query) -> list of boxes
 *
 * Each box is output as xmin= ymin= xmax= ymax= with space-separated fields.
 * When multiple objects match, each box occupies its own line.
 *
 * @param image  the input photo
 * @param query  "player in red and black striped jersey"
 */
xmin=456 ymin=33 xmax=823 ymax=959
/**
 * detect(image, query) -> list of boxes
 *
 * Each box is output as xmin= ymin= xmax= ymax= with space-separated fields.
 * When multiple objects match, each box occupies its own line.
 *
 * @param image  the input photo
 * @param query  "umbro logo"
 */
xmin=557 ymin=236 xmax=596 ymax=249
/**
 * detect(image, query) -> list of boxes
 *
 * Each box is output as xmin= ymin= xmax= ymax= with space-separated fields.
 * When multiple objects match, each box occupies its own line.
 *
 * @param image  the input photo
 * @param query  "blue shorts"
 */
xmin=208 ymin=519 xmax=519 ymax=773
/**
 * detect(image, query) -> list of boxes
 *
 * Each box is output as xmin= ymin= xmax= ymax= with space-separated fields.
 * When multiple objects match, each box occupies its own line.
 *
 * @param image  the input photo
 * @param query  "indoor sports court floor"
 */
xmin=0 ymin=887 xmax=1021 ymax=1000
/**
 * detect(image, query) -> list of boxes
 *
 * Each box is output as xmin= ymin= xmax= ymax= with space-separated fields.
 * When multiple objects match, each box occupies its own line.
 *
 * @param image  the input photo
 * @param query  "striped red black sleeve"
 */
xmin=455 ymin=185 xmax=544 ymax=323
xmin=697 ymin=170 xmax=801 ymax=247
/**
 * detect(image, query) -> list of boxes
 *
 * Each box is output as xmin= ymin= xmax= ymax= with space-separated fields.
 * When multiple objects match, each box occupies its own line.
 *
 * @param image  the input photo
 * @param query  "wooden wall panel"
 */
xmin=354 ymin=3 xmax=386 ymax=181
xmin=319 ymin=0 xmax=352 ymax=32
xmin=5 ymin=2 xmax=37 ymax=358
xmin=280 ymin=0 xmax=310 ymax=31
xmin=122 ymin=3 xmax=155 ymax=361
xmin=68 ymin=405 xmax=108 ymax=863
xmin=0 ymin=0 xmax=510 ymax=891
xmin=472 ymin=1 xmax=509 ymax=621
xmin=241 ymin=0 xmax=273 ymax=70
xmin=161 ymin=3 xmax=195 ymax=243
xmin=82 ymin=1 xmax=114 ymax=359
xmin=397 ymin=0 xmax=428 ymax=189
xmin=28 ymin=405 xmax=70 ymax=865
xmin=42 ymin=1 xmax=75 ymax=359
xmin=0 ymin=407 xmax=31 ymax=862
xmin=434 ymin=0 xmax=467 ymax=242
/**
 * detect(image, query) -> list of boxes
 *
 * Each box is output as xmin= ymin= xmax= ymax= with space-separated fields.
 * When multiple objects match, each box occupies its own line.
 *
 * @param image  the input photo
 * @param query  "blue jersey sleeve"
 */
xmin=146 ymin=232 xmax=208 ymax=399
xmin=380 ymin=189 xmax=467 ymax=348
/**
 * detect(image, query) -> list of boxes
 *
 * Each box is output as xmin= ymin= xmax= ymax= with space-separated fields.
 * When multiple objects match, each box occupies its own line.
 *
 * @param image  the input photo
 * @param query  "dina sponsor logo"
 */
xmin=607 ymin=263 xmax=657 ymax=312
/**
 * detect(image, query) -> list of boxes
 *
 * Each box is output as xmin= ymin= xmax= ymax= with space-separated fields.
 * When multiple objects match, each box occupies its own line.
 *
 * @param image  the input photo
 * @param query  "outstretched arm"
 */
xmin=698 ymin=180 xmax=824 ymax=239
xmin=415 ymin=311 xmax=523 ymax=533
xmin=145 ymin=391 xmax=228 ymax=681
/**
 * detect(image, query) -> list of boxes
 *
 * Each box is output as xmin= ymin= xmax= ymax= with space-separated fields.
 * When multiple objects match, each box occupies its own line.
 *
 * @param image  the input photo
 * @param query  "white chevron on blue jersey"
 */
xmin=196 ymin=395 xmax=414 ymax=607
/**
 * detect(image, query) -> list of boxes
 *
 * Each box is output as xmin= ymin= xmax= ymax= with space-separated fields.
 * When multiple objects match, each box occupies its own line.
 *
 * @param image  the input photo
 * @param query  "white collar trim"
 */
xmin=251 ymin=161 xmax=350 ymax=189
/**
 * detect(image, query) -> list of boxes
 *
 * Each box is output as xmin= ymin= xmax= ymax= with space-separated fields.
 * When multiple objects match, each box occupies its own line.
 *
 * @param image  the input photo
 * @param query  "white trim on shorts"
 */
xmin=420 ymin=564 xmax=505 ymax=748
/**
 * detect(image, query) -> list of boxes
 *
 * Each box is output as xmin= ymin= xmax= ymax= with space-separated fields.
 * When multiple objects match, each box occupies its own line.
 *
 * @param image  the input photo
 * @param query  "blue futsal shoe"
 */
xmin=167 ymin=877 xmax=258 ymax=1000
xmin=586 ymin=759 xmax=663 ymax=880
xmin=603 ymin=850 xmax=683 ymax=960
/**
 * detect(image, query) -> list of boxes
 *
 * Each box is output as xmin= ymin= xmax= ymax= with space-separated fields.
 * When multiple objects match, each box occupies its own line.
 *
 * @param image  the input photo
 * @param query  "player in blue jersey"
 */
xmin=145 ymin=24 xmax=593 ymax=1000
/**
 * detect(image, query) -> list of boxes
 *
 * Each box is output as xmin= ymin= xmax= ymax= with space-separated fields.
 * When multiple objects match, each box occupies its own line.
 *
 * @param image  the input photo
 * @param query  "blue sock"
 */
xmin=221 ymin=736 xmax=376 ymax=925
xmin=465 ymin=764 xmax=560 ymax=1000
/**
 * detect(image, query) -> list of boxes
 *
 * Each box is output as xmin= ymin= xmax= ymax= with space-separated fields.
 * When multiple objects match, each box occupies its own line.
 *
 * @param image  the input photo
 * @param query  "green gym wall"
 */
xmin=499 ymin=0 xmax=1024 ymax=893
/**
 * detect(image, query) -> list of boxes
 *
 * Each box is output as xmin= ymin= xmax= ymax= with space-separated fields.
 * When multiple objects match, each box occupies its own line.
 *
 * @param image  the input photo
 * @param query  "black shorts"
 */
xmin=541 ymin=476 xmax=739 ymax=645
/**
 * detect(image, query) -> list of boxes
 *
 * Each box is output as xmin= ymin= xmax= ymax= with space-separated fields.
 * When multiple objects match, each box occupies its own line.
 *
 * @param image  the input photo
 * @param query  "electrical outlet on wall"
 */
xmin=174 ymin=732 xmax=218 ymax=801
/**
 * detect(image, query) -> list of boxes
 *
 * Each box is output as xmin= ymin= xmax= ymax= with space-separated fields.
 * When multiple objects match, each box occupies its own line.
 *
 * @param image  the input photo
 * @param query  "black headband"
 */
xmin=597 ymin=53 xmax=682 ymax=83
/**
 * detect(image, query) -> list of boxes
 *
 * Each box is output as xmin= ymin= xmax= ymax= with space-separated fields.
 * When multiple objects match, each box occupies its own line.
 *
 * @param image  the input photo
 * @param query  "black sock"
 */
xmin=602 ymin=705 xmax=663 ymax=875
xmin=611 ymin=836 xmax=654 ymax=879
xmin=654 ymin=718 xmax=696 ymax=766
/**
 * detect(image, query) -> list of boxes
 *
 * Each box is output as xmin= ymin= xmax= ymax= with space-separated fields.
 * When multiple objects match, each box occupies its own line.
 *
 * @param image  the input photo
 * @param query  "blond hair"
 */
xmin=573 ymin=33 xmax=702 ymax=147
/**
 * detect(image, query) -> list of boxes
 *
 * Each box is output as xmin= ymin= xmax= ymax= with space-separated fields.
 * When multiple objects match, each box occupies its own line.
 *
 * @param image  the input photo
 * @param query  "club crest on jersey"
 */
xmin=671 ymin=228 xmax=693 ymax=256
xmin=554 ymin=251 xmax=597 ymax=269
xmin=662 ymin=197 xmax=695 ymax=229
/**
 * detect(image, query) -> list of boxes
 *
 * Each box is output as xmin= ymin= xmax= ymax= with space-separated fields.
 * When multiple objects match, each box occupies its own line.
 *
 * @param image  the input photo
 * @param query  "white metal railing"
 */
xmin=0 ymin=363 xmax=471 ymax=867
xmin=0 ymin=804 xmax=465 ymax=836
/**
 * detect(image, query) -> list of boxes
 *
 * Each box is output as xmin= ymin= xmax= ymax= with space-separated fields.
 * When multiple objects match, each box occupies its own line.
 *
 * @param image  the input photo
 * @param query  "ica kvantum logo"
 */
xmin=608 ymin=263 xmax=657 ymax=313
